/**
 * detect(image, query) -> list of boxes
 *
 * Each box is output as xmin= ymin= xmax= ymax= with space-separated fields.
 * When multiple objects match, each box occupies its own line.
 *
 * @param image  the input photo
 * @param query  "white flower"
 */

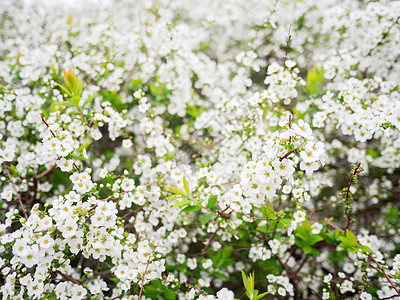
xmin=216 ymin=288 xmax=234 ymax=300
xmin=122 ymin=139 xmax=133 ymax=148
xmin=322 ymin=291 xmax=330 ymax=300
xmin=99 ymin=167 xmax=108 ymax=178
xmin=285 ymin=60 xmax=296 ymax=68
xmin=38 ymin=234 xmax=54 ymax=249
xmin=293 ymin=210 xmax=306 ymax=222
xmin=202 ymin=259 xmax=213 ymax=269
xmin=311 ymin=222 xmax=323 ymax=234
xmin=58 ymin=158 xmax=74 ymax=172
xmin=121 ymin=178 xmax=135 ymax=191
xmin=323 ymin=273 xmax=332 ymax=283
xmin=187 ymin=258 xmax=197 ymax=270
xmin=300 ymin=161 xmax=319 ymax=175
xmin=360 ymin=292 xmax=372 ymax=300
xmin=278 ymin=287 xmax=286 ymax=296
xmin=291 ymin=120 xmax=313 ymax=139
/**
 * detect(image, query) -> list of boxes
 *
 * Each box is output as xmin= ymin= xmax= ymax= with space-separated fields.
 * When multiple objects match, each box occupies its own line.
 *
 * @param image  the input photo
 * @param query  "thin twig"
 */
xmin=33 ymin=164 xmax=56 ymax=179
xmin=138 ymin=246 xmax=158 ymax=300
xmin=369 ymin=255 xmax=400 ymax=297
xmin=284 ymin=24 xmax=292 ymax=63
xmin=344 ymin=162 xmax=361 ymax=230
xmin=157 ymin=278 xmax=208 ymax=296
xmin=325 ymin=219 xmax=344 ymax=233
xmin=356 ymin=257 xmax=371 ymax=300
xmin=41 ymin=115 xmax=56 ymax=138
xmin=3 ymin=164 xmax=28 ymax=220
xmin=56 ymin=270 xmax=85 ymax=287
xmin=367 ymin=16 xmax=400 ymax=56
xmin=279 ymin=147 xmax=297 ymax=162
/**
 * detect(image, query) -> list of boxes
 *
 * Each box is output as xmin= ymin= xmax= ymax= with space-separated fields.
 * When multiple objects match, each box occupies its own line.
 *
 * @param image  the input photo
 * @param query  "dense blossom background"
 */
xmin=1 ymin=0 xmax=400 ymax=299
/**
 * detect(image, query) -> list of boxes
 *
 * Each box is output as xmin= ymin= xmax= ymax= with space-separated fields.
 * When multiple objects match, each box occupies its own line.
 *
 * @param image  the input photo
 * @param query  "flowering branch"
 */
xmin=138 ymin=246 xmax=158 ymax=300
xmin=3 ymin=164 xmax=28 ymax=220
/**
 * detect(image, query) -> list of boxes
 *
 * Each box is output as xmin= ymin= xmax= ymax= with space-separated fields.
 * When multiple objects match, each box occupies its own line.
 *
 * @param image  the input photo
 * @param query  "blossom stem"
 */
xmin=3 ymin=164 xmax=28 ymax=220
xmin=138 ymin=246 xmax=158 ymax=300
xmin=369 ymin=255 xmax=400 ymax=297
xmin=344 ymin=162 xmax=361 ymax=230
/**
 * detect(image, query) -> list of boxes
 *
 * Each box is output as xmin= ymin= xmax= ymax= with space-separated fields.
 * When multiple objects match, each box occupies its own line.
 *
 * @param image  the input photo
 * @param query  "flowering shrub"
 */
xmin=1 ymin=0 xmax=400 ymax=299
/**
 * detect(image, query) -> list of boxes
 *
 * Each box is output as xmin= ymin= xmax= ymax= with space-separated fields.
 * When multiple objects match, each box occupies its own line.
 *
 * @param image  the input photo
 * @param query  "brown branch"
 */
xmin=41 ymin=115 xmax=56 ymax=138
xmin=200 ymin=226 xmax=221 ymax=256
xmin=367 ymin=16 xmax=400 ymax=56
xmin=34 ymin=164 xmax=56 ymax=180
xmin=190 ymin=245 xmax=255 ymax=257
xmin=325 ymin=219 xmax=400 ymax=297
xmin=3 ymin=164 xmax=28 ymax=220
xmin=344 ymin=162 xmax=361 ymax=230
xmin=356 ymin=257 xmax=371 ymax=300
xmin=84 ymin=57 xmax=116 ymax=89
xmin=279 ymin=147 xmax=297 ymax=162
xmin=56 ymin=270 xmax=84 ymax=286
xmin=138 ymin=246 xmax=158 ymax=300
xmin=235 ymin=210 xmax=278 ymax=221
xmin=156 ymin=278 xmax=208 ymax=296
xmin=284 ymin=24 xmax=292 ymax=62
xmin=369 ymin=255 xmax=400 ymax=297
xmin=121 ymin=62 xmax=139 ymax=86
xmin=325 ymin=219 xmax=344 ymax=233
xmin=309 ymin=202 xmax=330 ymax=216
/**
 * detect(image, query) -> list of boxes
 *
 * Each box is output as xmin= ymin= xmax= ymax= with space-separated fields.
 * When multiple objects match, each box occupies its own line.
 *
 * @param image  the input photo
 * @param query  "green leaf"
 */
xmin=256 ymin=226 xmax=267 ymax=233
xmin=213 ymin=272 xmax=229 ymax=280
xmin=164 ymin=289 xmax=176 ymax=300
xmin=77 ymin=140 xmax=93 ymax=153
xmin=296 ymin=220 xmax=311 ymax=241
xmin=303 ymin=246 xmax=314 ymax=254
xmin=164 ymin=194 xmax=181 ymax=200
xmin=168 ymin=185 xmax=185 ymax=196
xmin=70 ymin=96 xmax=81 ymax=105
xmin=262 ymin=203 xmax=278 ymax=219
xmin=102 ymin=90 xmax=124 ymax=112
xmin=241 ymin=271 xmax=253 ymax=297
xmin=345 ymin=229 xmax=358 ymax=247
xmin=75 ymin=81 xmax=83 ymax=96
xmin=201 ymin=214 xmax=213 ymax=225
xmin=254 ymin=291 xmax=271 ymax=300
xmin=338 ymin=236 xmax=351 ymax=249
xmin=82 ymin=95 xmax=95 ymax=108
xmin=56 ymin=82 xmax=73 ymax=97
xmin=8 ymin=164 xmax=17 ymax=176
xmin=308 ymin=235 xmax=324 ymax=246
xmin=206 ymin=196 xmax=217 ymax=210
xmin=172 ymin=199 xmax=191 ymax=208
xmin=181 ymin=205 xmax=201 ymax=213
xmin=183 ymin=175 xmax=190 ymax=196
xmin=358 ymin=245 xmax=372 ymax=254
xmin=347 ymin=246 xmax=358 ymax=254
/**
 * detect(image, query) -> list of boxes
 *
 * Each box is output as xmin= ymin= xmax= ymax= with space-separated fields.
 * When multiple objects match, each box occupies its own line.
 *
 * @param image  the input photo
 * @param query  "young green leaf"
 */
xmin=82 ymin=95 xmax=95 ymax=108
xmin=168 ymin=185 xmax=185 ymax=196
xmin=183 ymin=175 xmax=190 ymax=196
xmin=254 ymin=291 xmax=270 ymax=300
xmin=172 ymin=199 xmax=191 ymax=208
xmin=201 ymin=213 xmax=213 ymax=225
xmin=71 ymin=96 xmax=81 ymax=105
xmin=345 ymin=229 xmax=358 ymax=247
xmin=56 ymin=82 xmax=73 ymax=97
xmin=241 ymin=271 xmax=254 ymax=297
xmin=181 ymin=205 xmax=201 ymax=213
